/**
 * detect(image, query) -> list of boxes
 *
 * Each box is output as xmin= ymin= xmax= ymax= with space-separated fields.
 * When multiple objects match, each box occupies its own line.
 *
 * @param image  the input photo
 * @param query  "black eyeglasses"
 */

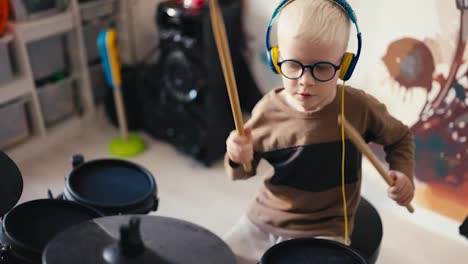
xmin=277 ymin=59 xmax=341 ymax=82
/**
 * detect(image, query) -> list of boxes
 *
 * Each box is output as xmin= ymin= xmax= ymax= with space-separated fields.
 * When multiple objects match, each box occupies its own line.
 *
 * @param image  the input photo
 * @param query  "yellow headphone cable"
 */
xmin=341 ymin=80 xmax=349 ymax=245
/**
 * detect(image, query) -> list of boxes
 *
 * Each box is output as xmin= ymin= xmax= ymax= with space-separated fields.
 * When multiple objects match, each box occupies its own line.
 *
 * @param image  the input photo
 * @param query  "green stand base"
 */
xmin=109 ymin=134 xmax=145 ymax=157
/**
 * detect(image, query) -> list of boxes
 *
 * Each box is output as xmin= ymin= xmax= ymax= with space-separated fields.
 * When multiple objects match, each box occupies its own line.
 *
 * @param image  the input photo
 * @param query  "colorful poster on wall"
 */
xmin=361 ymin=0 xmax=468 ymax=223
xmin=241 ymin=0 xmax=468 ymax=223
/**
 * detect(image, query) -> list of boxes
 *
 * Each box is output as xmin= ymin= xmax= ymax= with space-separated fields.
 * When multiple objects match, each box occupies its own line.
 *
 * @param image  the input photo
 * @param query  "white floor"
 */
xmin=8 ymin=108 xmax=468 ymax=264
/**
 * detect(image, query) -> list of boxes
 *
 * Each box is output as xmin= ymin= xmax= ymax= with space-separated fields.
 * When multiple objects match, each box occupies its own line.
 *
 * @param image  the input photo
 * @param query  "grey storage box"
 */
xmin=37 ymin=77 xmax=75 ymax=125
xmin=79 ymin=0 xmax=116 ymax=22
xmin=0 ymin=33 xmax=15 ymax=85
xmin=0 ymin=99 xmax=30 ymax=149
xmin=10 ymin=0 xmax=68 ymax=22
xmin=82 ymin=18 xmax=114 ymax=63
xmin=27 ymin=35 xmax=66 ymax=81
xmin=89 ymin=63 xmax=108 ymax=102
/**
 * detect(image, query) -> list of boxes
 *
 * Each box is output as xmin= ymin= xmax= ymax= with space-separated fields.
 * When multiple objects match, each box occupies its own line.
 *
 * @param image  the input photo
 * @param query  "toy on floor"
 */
xmin=98 ymin=29 xmax=145 ymax=157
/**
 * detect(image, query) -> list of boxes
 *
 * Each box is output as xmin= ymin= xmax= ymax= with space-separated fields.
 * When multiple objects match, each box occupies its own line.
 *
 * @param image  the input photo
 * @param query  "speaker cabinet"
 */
xmin=141 ymin=0 xmax=261 ymax=166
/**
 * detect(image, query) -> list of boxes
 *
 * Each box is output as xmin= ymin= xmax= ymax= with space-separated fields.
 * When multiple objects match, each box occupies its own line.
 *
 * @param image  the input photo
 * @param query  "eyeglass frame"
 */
xmin=277 ymin=59 xmax=342 ymax=82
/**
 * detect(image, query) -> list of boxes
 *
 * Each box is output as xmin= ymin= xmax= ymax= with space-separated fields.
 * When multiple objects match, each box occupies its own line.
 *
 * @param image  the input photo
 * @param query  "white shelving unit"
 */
xmin=0 ymin=0 xmax=120 ymax=161
xmin=0 ymin=77 xmax=31 ymax=105
xmin=13 ymin=11 xmax=75 ymax=42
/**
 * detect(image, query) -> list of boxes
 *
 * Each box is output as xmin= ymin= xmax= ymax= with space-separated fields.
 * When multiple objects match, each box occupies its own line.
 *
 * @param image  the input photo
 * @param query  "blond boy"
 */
xmin=223 ymin=0 xmax=415 ymax=263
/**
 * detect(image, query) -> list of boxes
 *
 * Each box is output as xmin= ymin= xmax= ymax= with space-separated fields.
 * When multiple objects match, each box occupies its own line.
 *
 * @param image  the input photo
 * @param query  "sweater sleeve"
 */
xmin=364 ymin=93 xmax=415 ymax=182
xmin=224 ymin=153 xmax=261 ymax=180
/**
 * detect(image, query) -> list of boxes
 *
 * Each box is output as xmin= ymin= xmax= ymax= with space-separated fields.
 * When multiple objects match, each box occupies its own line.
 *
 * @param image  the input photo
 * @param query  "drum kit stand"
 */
xmin=0 ymin=150 xmax=236 ymax=264
xmin=0 ymin=148 xmax=384 ymax=264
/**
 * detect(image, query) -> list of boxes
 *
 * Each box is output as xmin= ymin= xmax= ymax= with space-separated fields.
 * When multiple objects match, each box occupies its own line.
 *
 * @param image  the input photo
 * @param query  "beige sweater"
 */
xmin=225 ymin=86 xmax=414 ymax=238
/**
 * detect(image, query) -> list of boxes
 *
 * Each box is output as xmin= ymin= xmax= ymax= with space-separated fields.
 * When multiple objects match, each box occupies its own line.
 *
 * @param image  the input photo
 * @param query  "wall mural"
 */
xmin=240 ymin=0 xmax=468 ymax=227
xmin=378 ymin=0 xmax=467 ymax=222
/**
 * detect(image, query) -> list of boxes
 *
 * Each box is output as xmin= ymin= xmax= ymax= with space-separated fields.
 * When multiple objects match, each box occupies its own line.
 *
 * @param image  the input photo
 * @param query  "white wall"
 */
xmin=118 ymin=0 xmax=163 ymax=64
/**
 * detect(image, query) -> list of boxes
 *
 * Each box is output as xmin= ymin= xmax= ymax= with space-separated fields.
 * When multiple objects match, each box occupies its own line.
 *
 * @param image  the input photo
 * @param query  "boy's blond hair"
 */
xmin=277 ymin=0 xmax=351 ymax=53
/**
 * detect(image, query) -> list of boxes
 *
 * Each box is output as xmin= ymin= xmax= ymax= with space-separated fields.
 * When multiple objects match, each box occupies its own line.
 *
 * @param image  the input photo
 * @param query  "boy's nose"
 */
xmin=299 ymin=68 xmax=316 ymax=86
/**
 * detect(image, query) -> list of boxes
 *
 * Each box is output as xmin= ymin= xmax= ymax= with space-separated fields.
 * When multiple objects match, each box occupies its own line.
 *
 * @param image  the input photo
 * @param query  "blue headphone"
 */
xmin=265 ymin=0 xmax=362 ymax=81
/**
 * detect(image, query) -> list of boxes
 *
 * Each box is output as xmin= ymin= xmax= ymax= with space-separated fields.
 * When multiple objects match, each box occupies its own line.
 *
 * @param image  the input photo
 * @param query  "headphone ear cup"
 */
xmin=267 ymin=49 xmax=275 ymax=73
xmin=339 ymin=52 xmax=354 ymax=81
xmin=269 ymin=46 xmax=281 ymax=74
xmin=344 ymin=55 xmax=359 ymax=81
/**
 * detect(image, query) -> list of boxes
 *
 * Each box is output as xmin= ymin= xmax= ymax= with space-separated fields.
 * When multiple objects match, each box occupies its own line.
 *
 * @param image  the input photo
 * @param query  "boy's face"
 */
xmin=278 ymin=36 xmax=344 ymax=112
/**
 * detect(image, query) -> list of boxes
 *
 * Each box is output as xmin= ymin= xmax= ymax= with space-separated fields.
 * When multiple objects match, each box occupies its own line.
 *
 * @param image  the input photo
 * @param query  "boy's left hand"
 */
xmin=387 ymin=170 xmax=414 ymax=206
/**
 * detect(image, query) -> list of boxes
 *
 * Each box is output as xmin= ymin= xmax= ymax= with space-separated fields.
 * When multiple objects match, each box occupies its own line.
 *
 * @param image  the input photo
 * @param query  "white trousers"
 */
xmin=223 ymin=215 xmax=346 ymax=264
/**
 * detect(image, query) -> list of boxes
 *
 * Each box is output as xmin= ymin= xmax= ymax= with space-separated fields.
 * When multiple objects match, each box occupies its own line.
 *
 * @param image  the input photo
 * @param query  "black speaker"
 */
xmin=141 ymin=0 xmax=261 ymax=166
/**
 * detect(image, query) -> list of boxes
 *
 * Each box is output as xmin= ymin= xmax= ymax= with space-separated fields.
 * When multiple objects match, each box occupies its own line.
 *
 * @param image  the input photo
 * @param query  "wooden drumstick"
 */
xmin=208 ymin=0 xmax=252 ymax=172
xmin=338 ymin=115 xmax=415 ymax=213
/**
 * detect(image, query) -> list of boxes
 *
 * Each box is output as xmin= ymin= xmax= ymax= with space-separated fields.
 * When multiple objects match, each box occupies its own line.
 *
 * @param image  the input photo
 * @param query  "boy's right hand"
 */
xmin=226 ymin=127 xmax=253 ymax=164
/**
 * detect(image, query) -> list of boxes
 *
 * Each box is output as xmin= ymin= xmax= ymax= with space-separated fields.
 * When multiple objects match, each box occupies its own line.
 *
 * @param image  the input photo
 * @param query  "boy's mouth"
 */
xmin=296 ymin=93 xmax=314 ymax=98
